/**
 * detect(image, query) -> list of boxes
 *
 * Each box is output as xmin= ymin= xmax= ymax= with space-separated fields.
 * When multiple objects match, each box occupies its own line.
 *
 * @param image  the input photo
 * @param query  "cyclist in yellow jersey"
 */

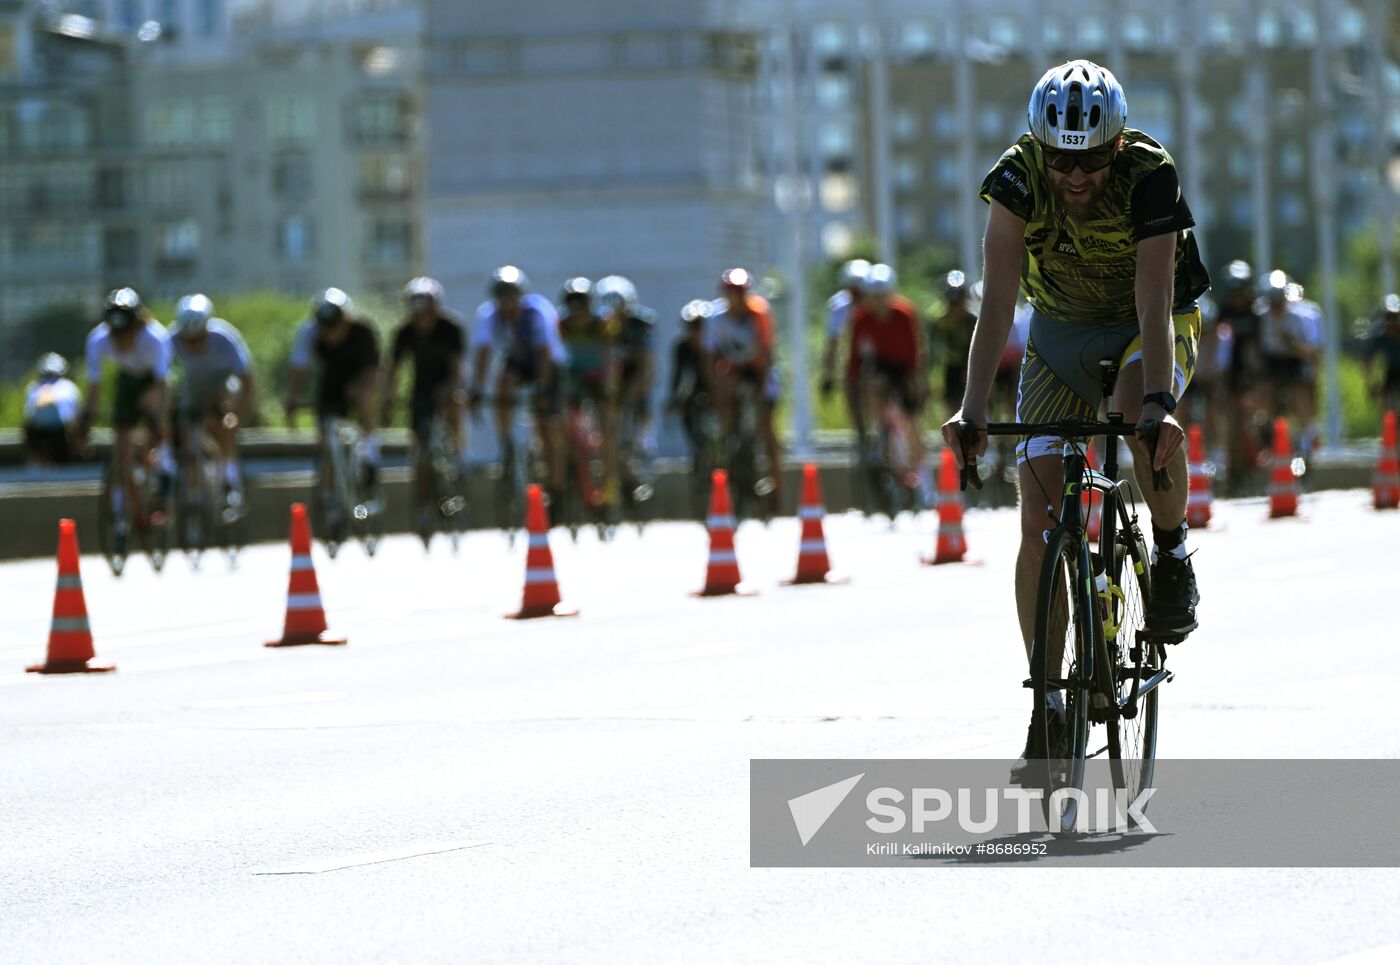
xmin=939 ymin=61 xmax=1210 ymax=771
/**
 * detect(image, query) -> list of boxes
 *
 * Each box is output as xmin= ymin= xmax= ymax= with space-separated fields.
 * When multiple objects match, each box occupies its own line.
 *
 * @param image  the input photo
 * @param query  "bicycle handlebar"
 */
xmin=953 ymin=418 xmax=1174 ymax=493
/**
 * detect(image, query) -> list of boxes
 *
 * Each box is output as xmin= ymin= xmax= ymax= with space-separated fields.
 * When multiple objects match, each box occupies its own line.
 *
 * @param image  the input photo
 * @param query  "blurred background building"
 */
xmin=1 ymin=0 xmax=1397 ymax=440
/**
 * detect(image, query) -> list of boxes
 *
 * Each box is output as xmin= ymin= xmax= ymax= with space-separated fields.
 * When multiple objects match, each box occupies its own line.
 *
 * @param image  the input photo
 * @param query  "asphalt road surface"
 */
xmin=3 ymin=491 xmax=1398 ymax=963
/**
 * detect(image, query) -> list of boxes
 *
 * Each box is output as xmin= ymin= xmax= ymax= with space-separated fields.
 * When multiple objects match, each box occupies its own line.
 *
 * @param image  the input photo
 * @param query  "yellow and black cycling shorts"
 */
xmin=1014 ymin=306 xmax=1201 ymax=463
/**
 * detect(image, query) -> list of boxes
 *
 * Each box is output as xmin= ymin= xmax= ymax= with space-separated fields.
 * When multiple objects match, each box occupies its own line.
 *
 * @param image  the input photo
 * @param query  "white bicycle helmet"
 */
xmin=174 ymin=293 xmax=214 ymax=338
xmin=839 ymin=259 xmax=871 ymax=291
xmin=1028 ymin=60 xmax=1127 ymax=151
xmin=865 ymin=263 xmax=897 ymax=296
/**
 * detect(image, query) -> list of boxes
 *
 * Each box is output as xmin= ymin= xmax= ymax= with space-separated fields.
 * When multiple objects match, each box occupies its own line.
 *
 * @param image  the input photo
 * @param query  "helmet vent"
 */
xmin=1045 ymin=104 xmax=1058 ymax=129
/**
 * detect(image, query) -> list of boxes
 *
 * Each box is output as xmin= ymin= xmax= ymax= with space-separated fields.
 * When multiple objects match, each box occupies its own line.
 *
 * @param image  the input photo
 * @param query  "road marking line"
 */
xmin=188 ymin=692 xmax=348 ymax=710
xmin=254 ymin=840 xmax=487 ymax=875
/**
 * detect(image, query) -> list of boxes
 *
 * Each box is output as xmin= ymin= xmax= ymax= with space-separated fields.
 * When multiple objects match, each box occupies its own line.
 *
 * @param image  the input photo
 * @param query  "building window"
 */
xmin=268 ymin=96 xmax=316 ymax=146
xmin=893 ymin=155 xmax=919 ymax=192
xmin=1278 ymin=143 xmax=1304 ymax=181
xmin=988 ymin=16 xmax=1020 ymax=48
xmin=1123 ymin=14 xmax=1152 ymax=49
xmin=1231 ymin=196 xmax=1253 ymax=229
xmin=820 ymin=221 xmax=854 ymax=259
xmin=1277 ymin=196 xmax=1305 ymax=227
xmin=815 ymin=74 xmax=851 ymax=110
xmin=273 ymin=155 xmax=313 ymax=201
xmin=891 ymin=108 xmax=918 ymax=144
xmin=817 ymin=121 xmax=853 ymax=160
xmin=369 ymin=219 xmax=412 ymax=266
xmin=118 ymin=0 xmax=141 ymax=31
xmin=197 ymin=0 xmax=222 ymax=37
xmin=930 ymin=108 xmax=957 ymax=141
xmin=159 ymin=0 xmax=180 ymax=34
xmin=900 ymin=21 xmax=935 ymax=58
xmin=812 ymin=22 xmax=850 ymax=60
xmin=1076 ymin=20 xmax=1107 ymax=50
xmin=819 ymin=173 xmax=857 ymax=213
xmin=897 ymin=208 xmax=922 ymax=242
xmin=359 ymin=154 xmax=412 ymax=199
xmin=198 ymin=97 xmax=232 ymax=147
xmin=348 ymin=95 xmax=406 ymax=146
xmin=932 ymin=157 xmax=957 ymax=189
xmin=146 ymin=100 xmax=195 ymax=149
xmin=978 ymin=108 xmax=1004 ymax=143
xmin=278 ymin=217 xmax=312 ymax=264
xmin=148 ymin=164 xmax=194 ymax=210
xmin=160 ymin=219 xmax=200 ymax=263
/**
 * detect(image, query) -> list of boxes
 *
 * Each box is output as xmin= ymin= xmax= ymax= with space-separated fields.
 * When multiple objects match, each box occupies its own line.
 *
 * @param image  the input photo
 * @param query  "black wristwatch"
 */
xmin=1142 ymin=391 xmax=1177 ymax=415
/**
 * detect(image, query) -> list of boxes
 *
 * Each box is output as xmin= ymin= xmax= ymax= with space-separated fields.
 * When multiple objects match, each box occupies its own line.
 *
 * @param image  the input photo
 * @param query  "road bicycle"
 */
xmin=97 ymin=429 xmax=171 ymax=577
xmin=311 ymin=416 xmax=383 ymax=558
xmin=559 ymin=397 xmax=612 ymax=542
xmin=174 ymin=416 xmax=247 ymax=568
xmin=724 ymin=377 xmax=774 ymax=524
xmin=956 ymin=359 xmax=1177 ymax=831
xmin=413 ymin=411 xmax=470 ymax=552
xmin=854 ymin=350 xmax=921 ymax=521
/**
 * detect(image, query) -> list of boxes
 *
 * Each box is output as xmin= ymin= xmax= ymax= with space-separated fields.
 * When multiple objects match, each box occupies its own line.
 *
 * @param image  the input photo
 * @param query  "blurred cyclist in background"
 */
xmin=668 ymin=298 xmax=712 ymax=461
xmin=285 ymin=287 xmax=382 ymax=490
xmin=170 ymin=293 xmax=254 ymax=502
xmin=1364 ymin=294 xmax=1400 ymax=416
xmin=469 ymin=266 xmax=567 ymax=506
xmin=558 ymin=276 xmax=620 ymax=506
xmin=704 ymin=267 xmax=782 ymax=506
xmin=820 ymin=259 xmax=870 ymax=426
xmin=82 ymin=287 xmax=175 ymax=502
xmin=23 ymin=353 xmax=81 ymax=467
xmin=847 ymin=263 xmax=929 ymax=502
xmin=383 ymin=276 xmax=466 ymax=533
xmin=931 ymin=270 xmax=977 ymax=414
xmin=1257 ymin=269 xmax=1321 ymax=454
xmin=596 ymin=275 xmax=657 ymax=478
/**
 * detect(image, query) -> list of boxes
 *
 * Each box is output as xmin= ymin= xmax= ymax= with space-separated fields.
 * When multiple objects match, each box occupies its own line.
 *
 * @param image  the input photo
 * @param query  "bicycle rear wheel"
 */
xmin=1030 ymin=526 xmax=1092 ymax=832
xmin=1106 ymin=526 xmax=1159 ymax=801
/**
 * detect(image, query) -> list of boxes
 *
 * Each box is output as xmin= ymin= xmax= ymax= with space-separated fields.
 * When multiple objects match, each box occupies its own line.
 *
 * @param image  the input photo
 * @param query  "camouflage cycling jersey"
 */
xmin=980 ymin=129 xmax=1210 ymax=326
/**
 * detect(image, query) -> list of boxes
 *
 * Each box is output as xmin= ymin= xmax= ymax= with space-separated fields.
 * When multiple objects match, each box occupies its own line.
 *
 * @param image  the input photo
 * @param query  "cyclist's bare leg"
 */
xmin=1113 ymin=361 xmax=1188 ymax=528
xmin=1017 ymin=454 xmax=1064 ymax=659
xmin=711 ymin=370 xmax=737 ymax=441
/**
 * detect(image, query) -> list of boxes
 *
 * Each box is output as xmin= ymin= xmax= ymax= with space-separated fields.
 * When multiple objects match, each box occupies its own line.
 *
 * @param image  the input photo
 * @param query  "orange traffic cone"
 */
xmin=1374 ymin=411 xmax=1399 ymax=510
xmin=509 ymin=484 xmax=578 ymax=619
xmin=783 ymin=464 xmax=846 ymax=586
xmin=1083 ymin=444 xmax=1103 ymax=543
xmin=266 ymin=503 xmax=347 ymax=647
xmin=28 ymin=519 xmax=114 ymax=674
xmin=1186 ymin=424 xmax=1213 ymax=528
xmin=1267 ymin=418 xmax=1300 ymax=519
xmin=923 ymin=449 xmax=968 ymax=565
xmin=695 ymin=469 xmax=755 ymax=596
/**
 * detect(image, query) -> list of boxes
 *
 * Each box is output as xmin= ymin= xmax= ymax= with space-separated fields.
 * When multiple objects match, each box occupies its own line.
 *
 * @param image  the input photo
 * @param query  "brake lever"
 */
xmin=955 ymin=421 xmax=983 ymax=492
xmin=1137 ymin=420 xmax=1174 ymax=492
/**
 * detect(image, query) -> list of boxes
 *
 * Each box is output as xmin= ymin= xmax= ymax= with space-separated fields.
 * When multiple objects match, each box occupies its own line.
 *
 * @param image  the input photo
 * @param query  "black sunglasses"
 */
xmin=1042 ymin=144 xmax=1116 ymax=174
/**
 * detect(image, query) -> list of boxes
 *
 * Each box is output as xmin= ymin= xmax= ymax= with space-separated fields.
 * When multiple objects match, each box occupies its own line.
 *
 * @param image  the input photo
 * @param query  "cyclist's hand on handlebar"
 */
xmin=939 ymin=409 xmax=986 ymax=467
xmin=1136 ymin=409 xmax=1184 ymax=470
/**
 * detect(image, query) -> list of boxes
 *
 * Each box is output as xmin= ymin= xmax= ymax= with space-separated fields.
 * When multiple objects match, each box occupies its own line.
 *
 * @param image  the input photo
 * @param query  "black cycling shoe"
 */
xmin=1009 ymin=705 xmax=1066 ymax=786
xmin=1148 ymin=552 xmax=1200 ymax=637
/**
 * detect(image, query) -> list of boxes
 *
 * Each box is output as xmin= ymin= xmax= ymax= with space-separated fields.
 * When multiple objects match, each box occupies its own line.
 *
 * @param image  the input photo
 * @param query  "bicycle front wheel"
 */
xmin=1030 ymin=526 xmax=1092 ymax=832
xmin=1106 ymin=527 xmax=1159 ymax=801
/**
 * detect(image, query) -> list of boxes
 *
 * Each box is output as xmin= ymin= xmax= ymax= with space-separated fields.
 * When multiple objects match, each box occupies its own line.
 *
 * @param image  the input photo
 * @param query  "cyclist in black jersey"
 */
xmin=383 ymin=277 xmax=466 ymax=528
xmin=285 ymin=288 xmax=382 ymax=485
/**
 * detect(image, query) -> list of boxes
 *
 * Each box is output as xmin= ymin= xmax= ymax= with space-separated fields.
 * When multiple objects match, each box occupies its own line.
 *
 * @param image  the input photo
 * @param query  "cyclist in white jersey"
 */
xmin=170 ymin=294 xmax=254 ymax=493
xmin=82 ymin=287 xmax=175 ymax=491
xmin=468 ymin=266 xmax=568 ymax=504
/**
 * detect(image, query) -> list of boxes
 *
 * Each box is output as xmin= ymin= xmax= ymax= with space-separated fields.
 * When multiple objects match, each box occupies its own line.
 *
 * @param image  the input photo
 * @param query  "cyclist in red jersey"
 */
xmin=845 ymin=264 xmax=927 ymax=483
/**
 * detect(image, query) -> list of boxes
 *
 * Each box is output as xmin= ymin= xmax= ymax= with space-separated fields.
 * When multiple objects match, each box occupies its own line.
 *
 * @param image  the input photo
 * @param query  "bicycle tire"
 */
xmin=1105 ymin=523 xmax=1159 ymax=801
xmin=1030 ymin=525 xmax=1093 ymax=832
xmin=97 ymin=468 xmax=126 ymax=577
